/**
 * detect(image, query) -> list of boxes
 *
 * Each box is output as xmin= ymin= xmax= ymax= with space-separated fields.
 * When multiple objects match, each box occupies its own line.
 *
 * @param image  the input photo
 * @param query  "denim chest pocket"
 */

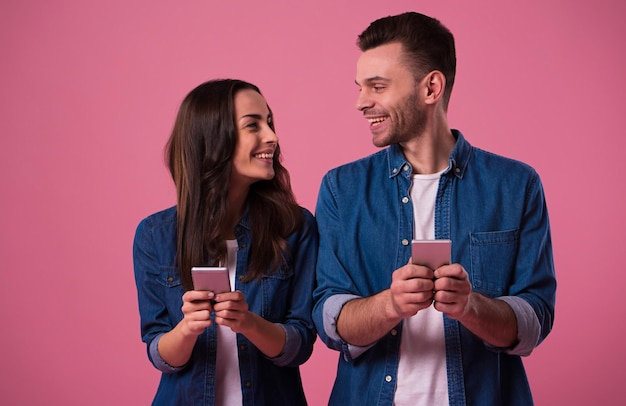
xmin=469 ymin=229 xmax=519 ymax=297
xmin=155 ymin=266 xmax=185 ymax=323
xmin=259 ymin=267 xmax=294 ymax=322
xmin=156 ymin=266 xmax=183 ymax=288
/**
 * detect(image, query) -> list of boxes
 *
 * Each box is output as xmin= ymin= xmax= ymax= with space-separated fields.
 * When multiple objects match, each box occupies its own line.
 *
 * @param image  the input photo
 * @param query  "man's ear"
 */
xmin=422 ymin=70 xmax=446 ymax=105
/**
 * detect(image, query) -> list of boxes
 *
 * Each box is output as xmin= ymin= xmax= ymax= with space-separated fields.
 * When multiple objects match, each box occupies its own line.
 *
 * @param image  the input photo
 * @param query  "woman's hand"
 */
xmin=157 ymin=290 xmax=216 ymax=367
xmin=213 ymin=291 xmax=286 ymax=358
xmin=213 ymin=291 xmax=252 ymax=334
xmin=180 ymin=290 xmax=215 ymax=336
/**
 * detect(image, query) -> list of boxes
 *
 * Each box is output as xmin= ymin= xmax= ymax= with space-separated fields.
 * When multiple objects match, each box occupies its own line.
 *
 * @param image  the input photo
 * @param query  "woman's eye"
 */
xmin=246 ymin=122 xmax=259 ymax=129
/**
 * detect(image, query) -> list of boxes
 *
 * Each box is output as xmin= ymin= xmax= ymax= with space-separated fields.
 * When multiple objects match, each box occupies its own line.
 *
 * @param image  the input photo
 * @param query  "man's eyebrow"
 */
xmin=355 ymin=76 xmax=391 ymax=86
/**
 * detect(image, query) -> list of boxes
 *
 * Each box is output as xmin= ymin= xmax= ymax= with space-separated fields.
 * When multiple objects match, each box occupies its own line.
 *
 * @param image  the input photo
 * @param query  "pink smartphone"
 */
xmin=191 ymin=266 xmax=231 ymax=293
xmin=411 ymin=239 xmax=451 ymax=270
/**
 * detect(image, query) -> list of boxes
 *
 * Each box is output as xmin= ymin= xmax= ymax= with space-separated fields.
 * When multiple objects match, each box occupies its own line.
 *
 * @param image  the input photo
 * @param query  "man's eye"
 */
xmin=373 ymin=86 xmax=385 ymax=92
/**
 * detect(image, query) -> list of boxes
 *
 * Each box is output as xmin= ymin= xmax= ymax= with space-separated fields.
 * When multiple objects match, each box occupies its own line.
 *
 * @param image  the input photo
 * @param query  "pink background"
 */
xmin=2 ymin=0 xmax=624 ymax=404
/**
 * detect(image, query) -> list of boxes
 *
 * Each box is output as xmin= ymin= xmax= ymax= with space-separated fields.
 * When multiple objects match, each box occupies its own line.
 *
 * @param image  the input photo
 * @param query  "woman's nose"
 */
xmin=264 ymin=126 xmax=278 ymax=143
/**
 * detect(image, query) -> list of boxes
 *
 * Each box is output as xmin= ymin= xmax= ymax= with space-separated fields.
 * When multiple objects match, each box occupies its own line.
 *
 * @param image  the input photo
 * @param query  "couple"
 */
xmin=133 ymin=11 xmax=556 ymax=406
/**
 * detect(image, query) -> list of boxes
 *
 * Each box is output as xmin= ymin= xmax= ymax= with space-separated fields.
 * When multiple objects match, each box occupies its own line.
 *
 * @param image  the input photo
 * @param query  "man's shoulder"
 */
xmin=471 ymin=147 xmax=538 ymax=176
xmin=325 ymin=148 xmax=389 ymax=177
xmin=453 ymin=130 xmax=538 ymax=180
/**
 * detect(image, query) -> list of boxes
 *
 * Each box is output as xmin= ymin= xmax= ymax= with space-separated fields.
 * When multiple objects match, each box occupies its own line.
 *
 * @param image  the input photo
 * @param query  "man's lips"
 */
xmin=367 ymin=116 xmax=388 ymax=125
xmin=366 ymin=115 xmax=389 ymax=131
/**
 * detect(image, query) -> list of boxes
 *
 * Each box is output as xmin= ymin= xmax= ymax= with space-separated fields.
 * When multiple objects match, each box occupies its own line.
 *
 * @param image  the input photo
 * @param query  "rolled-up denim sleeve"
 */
xmin=149 ymin=333 xmax=185 ymax=374
xmin=323 ymin=294 xmax=375 ymax=361
xmin=486 ymin=173 xmax=555 ymax=357
xmin=498 ymin=296 xmax=541 ymax=356
xmin=505 ymin=172 xmax=556 ymax=354
xmin=313 ymin=172 xmax=379 ymax=362
xmin=133 ymin=215 xmax=183 ymax=373
xmin=268 ymin=210 xmax=318 ymax=368
xmin=267 ymin=324 xmax=300 ymax=366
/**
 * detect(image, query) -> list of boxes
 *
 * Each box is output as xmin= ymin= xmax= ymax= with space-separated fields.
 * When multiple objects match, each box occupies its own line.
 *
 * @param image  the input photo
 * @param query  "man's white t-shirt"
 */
xmin=394 ymin=171 xmax=449 ymax=405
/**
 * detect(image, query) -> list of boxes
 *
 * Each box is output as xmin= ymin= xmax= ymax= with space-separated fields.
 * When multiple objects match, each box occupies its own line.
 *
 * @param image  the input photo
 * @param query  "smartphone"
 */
xmin=411 ymin=239 xmax=451 ymax=270
xmin=191 ymin=266 xmax=231 ymax=293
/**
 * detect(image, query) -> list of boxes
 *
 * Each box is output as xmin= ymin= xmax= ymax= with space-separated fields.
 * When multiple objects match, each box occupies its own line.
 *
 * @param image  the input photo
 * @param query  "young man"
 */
xmin=312 ymin=12 xmax=556 ymax=405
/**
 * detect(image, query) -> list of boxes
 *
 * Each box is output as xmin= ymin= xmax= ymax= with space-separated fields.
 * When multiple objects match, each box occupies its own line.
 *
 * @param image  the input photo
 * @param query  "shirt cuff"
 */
xmin=498 ymin=296 xmax=541 ymax=356
xmin=267 ymin=324 xmax=301 ymax=367
xmin=149 ymin=333 xmax=185 ymax=374
xmin=323 ymin=294 xmax=375 ymax=361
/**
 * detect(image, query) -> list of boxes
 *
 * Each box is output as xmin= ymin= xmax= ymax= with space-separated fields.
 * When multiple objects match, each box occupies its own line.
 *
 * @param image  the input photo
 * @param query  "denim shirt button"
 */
xmin=385 ymin=375 xmax=393 ymax=382
xmin=244 ymin=381 xmax=252 ymax=388
xmin=401 ymin=197 xmax=409 ymax=204
xmin=238 ymin=275 xmax=245 ymax=281
xmin=390 ymin=329 xmax=397 ymax=336
xmin=240 ymin=344 xmax=248 ymax=351
xmin=402 ymin=165 xmax=409 ymax=172
xmin=167 ymin=276 xmax=173 ymax=283
xmin=392 ymin=168 xmax=398 ymax=174
xmin=401 ymin=239 xmax=409 ymax=246
xmin=240 ymin=243 xmax=247 ymax=249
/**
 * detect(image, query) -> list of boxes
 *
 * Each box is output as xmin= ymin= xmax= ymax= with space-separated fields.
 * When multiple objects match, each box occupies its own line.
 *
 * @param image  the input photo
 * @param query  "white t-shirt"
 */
xmin=394 ymin=171 xmax=449 ymax=406
xmin=215 ymin=239 xmax=243 ymax=406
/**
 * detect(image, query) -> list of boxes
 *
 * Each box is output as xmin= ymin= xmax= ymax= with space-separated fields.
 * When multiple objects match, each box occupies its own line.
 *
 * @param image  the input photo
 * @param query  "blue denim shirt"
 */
xmin=312 ymin=131 xmax=556 ymax=406
xmin=133 ymin=206 xmax=318 ymax=405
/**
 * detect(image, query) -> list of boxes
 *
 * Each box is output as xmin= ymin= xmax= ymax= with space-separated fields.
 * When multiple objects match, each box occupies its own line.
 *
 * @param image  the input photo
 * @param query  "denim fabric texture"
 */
xmin=133 ymin=206 xmax=318 ymax=405
xmin=312 ymin=130 xmax=556 ymax=406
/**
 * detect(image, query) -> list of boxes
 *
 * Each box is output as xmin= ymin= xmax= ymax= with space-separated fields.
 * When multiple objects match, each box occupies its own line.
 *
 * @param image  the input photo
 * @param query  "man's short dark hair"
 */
xmin=357 ymin=12 xmax=456 ymax=109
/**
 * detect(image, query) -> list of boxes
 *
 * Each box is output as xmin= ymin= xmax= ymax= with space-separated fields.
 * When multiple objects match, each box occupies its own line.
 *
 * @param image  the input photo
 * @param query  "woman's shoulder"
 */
xmin=135 ymin=206 xmax=177 ymax=234
xmin=133 ymin=206 xmax=177 ymax=263
xmin=298 ymin=206 xmax=314 ymax=220
xmin=296 ymin=206 xmax=318 ymax=237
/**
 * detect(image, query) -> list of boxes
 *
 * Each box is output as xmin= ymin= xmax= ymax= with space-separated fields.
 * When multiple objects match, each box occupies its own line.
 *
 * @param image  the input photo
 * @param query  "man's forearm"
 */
xmin=336 ymin=290 xmax=403 ymax=346
xmin=458 ymin=292 xmax=518 ymax=348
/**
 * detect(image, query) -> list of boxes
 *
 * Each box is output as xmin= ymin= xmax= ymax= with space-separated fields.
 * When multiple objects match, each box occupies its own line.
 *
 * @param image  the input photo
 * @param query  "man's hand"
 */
xmin=433 ymin=264 xmax=518 ymax=348
xmin=432 ymin=264 xmax=471 ymax=319
xmin=387 ymin=261 xmax=435 ymax=319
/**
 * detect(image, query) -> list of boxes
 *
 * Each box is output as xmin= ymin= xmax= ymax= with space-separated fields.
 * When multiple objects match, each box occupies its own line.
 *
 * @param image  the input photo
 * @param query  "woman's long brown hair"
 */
xmin=165 ymin=79 xmax=303 ymax=290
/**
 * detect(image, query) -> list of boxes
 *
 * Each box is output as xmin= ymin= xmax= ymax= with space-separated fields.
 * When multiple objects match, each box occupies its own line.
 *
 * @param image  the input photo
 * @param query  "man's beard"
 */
xmin=374 ymin=90 xmax=425 ymax=147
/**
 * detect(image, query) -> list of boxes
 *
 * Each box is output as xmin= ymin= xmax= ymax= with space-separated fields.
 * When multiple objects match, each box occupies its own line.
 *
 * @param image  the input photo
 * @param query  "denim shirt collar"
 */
xmin=385 ymin=129 xmax=472 ymax=179
xmin=448 ymin=129 xmax=472 ymax=179
xmin=236 ymin=205 xmax=251 ymax=231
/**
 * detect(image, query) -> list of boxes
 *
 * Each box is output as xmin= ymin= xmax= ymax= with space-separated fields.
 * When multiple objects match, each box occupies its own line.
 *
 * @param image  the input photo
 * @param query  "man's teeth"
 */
xmin=368 ymin=117 xmax=386 ymax=124
xmin=255 ymin=153 xmax=273 ymax=159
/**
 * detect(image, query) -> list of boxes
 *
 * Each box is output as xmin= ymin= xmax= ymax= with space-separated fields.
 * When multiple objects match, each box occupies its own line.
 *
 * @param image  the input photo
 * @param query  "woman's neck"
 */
xmin=221 ymin=184 xmax=248 ymax=239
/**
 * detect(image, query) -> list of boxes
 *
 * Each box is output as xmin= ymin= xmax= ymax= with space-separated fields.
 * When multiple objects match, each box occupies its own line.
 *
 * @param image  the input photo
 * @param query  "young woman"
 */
xmin=133 ymin=79 xmax=318 ymax=405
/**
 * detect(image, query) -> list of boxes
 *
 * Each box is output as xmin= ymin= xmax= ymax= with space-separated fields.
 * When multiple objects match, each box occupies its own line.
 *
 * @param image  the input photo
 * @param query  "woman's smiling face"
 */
xmin=230 ymin=88 xmax=278 ymax=190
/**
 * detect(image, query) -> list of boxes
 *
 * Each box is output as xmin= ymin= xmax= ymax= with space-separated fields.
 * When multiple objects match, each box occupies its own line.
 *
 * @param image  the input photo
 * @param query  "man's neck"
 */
xmin=400 ymin=124 xmax=455 ymax=175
